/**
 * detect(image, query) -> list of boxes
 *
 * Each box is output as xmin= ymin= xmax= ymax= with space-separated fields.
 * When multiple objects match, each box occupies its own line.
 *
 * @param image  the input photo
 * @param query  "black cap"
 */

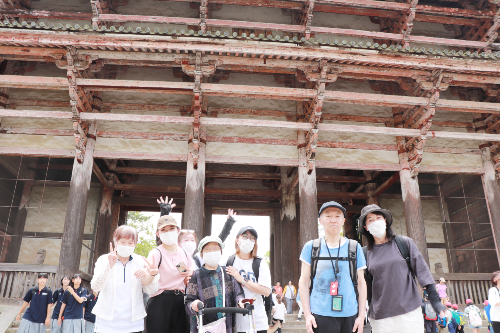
xmin=358 ymin=204 xmax=393 ymax=235
xmin=236 ymin=226 xmax=258 ymax=239
xmin=318 ymin=201 xmax=346 ymax=217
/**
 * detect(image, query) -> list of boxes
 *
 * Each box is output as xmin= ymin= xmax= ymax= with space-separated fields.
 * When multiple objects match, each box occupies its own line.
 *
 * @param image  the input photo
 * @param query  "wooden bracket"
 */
xmin=191 ymin=52 xmax=204 ymax=169
xmin=302 ymin=0 xmax=315 ymax=40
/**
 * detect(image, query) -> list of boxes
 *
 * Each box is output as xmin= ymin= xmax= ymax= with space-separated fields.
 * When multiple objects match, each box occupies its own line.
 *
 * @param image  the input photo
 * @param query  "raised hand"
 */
xmin=108 ymin=242 xmax=118 ymax=268
xmin=135 ymin=257 xmax=159 ymax=279
xmin=67 ymin=286 xmax=74 ymax=295
xmin=157 ymin=196 xmax=176 ymax=209
xmin=227 ymin=209 xmax=237 ymax=219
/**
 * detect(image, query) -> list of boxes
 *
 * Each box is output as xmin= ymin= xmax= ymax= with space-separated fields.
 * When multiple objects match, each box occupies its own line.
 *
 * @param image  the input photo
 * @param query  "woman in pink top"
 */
xmin=146 ymin=215 xmax=194 ymax=333
xmin=436 ymin=277 xmax=448 ymax=304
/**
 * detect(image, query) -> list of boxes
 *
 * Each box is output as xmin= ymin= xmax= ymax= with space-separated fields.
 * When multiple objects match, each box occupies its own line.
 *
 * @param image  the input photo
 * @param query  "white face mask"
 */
xmin=367 ymin=219 xmax=387 ymax=239
xmin=181 ymin=241 xmax=197 ymax=256
xmin=160 ymin=230 xmax=178 ymax=245
xmin=239 ymin=239 xmax=255 ymax=254
xmin=203 ymin=251 xmax=222 ymax=267
xmin=116 ymin=244 xmax=135 ymax=258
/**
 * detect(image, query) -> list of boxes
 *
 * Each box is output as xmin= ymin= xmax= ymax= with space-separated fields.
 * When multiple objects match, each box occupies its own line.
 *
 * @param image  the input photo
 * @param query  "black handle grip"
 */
xmin=201 ymin=307 xmax=251 ymax=316
xmin=244 ymin=303 xmax=255 ymax=311
xmin=197 ymin=302 xmax=204 ymax=311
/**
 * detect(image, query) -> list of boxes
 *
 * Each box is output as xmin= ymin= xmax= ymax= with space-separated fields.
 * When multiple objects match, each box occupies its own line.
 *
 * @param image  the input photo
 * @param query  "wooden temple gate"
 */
xmin=0 ymin=0 xmax=499 ymax=302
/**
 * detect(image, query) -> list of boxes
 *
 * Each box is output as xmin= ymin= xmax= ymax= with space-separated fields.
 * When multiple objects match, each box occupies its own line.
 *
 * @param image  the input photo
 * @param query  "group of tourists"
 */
xmin=13 ymin=198 xmax=500 ymax=333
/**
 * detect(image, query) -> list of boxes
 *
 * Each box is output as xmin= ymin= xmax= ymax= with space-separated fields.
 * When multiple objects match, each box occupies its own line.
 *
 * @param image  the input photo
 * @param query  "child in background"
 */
xmin=16 ymin=273 xmax=53 ymax=333
xmin=484 ymin=300 xmax=494 ymax=333
xmin=447 ymin=302 xmax=460 ymax=333
xmin=272 ymin=295 xmax=286 ymax=333
xmin=453 ymin=304 xmax=465 ymax=333
xmin=83 ymin=291 xmax=98 ymax=333
xmin=51 ymin=275 xmax=70 ymax=333
xmin=58 ymin=274 xmax=88 ymax=333
xmin=465 ymin=299 xmax=483 ymax=333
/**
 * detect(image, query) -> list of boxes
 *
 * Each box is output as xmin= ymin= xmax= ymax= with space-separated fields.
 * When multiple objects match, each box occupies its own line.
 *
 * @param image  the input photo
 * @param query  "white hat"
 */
xmin=439 ymin=277 xmax=446 ymax=283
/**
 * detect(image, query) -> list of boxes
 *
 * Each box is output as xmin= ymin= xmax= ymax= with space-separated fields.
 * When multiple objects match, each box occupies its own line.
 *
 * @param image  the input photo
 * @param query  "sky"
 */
xmin=144 ymin=212 xmax=271 ymax=263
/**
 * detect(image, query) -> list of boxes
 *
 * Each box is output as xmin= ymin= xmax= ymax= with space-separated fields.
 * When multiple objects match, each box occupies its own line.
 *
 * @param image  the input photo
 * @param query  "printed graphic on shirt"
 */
xmin=239 ymin=270 xmax=256 ymax=283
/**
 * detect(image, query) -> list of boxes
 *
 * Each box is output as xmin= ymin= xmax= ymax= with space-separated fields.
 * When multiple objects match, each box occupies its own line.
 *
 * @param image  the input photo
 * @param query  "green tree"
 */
xmin=127 ymin=211 xmax=156 ymax=257
xmin=264 ymin=250 xmax=270 ymax=266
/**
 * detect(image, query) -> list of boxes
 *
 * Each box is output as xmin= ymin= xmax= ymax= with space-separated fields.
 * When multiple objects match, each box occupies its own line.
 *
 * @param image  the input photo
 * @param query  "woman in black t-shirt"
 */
xmin=58 ymin=274 xmax=88 ymax=333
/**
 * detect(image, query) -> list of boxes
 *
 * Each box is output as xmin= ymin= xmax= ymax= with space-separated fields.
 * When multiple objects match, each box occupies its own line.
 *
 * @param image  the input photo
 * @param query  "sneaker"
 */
xmin=297 ymin=318 xmax=303 ymax=321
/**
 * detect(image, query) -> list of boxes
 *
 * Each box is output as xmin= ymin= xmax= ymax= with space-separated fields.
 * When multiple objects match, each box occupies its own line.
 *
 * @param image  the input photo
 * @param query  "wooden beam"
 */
xmin=373 ymin=172 xmax=400 ymax=197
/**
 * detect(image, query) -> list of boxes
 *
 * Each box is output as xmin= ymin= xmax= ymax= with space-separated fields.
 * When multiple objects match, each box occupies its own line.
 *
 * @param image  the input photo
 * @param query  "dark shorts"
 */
xmin=312 ymin=313 xmax=358 ymax=333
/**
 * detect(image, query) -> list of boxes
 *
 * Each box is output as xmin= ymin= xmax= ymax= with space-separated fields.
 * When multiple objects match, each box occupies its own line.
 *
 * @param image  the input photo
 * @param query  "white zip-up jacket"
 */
xmin=91 ymin=253 xmax=159 ymax=322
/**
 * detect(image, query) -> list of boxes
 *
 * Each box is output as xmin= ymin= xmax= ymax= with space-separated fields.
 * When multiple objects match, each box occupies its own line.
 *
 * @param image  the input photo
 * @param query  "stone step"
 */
xmin=282 ymin=328 xmax=307 ymax=333
xmin=11 ymin=321 xmax=20 ymax=328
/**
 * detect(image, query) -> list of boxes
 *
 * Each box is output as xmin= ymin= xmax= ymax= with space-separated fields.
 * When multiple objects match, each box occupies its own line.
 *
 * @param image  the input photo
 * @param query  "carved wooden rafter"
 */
xmin=90 ymin=0 xmax=128 ymax=29
xmin=378 ymin=0 xmax=418 ymax=47
xmin=301 ymin=60 xmax=338 ymax=173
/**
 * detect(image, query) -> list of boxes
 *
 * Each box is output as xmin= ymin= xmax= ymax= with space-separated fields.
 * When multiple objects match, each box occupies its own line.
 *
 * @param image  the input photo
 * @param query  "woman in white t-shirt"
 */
xmin=488 ymin=271 xmax=500 ymax=333
xmin=272 ymin=295 xmax=286 ymax=333
xmin=226 ymin=226 xmax=272 ymax=333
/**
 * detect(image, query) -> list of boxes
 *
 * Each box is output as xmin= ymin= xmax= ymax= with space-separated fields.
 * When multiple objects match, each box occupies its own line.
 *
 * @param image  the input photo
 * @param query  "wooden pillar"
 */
xmin=57 ymin=122 xmax=97 ymax=278
xmin=203 ymin=205 xmax=212 ymax=237
xmin=364 ymin=170 xmax=379 ymax=205
xmin=270 ymin=211 xmax=276 ymax=284
xmin=6 ymin=158 xmax=36 ymax=263
xmin=298 ymin=130 xmax=318 ymax=250
xmin=184 ymin=126 xmax=206 ymax=240
xmin=272 ymin=208 xmax=283 ymax=284
xmin=399 ymin=168 xmax=430 ymax=265
xmin=109 ymin=202 xmax=120 ymax=243
xmin=281 ymin=168 xmax=300 ymax=286
xmin=93 ymin=179 xmax=114 ymax=266
xmin=481 ymin=147 xmax=500 ymax=264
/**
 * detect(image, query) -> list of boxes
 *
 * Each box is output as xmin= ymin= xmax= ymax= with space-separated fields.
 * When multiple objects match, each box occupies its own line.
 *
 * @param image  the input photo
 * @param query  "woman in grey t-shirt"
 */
xmin=358 ymin=204 xmax=446 ymax=333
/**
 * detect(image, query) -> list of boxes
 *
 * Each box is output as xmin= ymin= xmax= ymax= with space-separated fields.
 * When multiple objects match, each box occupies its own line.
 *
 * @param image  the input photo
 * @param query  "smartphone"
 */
xmin=176 ymin=261 xmax=187 ymax=273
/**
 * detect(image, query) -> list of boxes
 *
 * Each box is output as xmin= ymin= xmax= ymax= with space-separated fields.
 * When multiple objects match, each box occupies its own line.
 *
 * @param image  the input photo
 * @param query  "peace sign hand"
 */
xmin=144 ymin=257 xmax=159 ymax=277
xmin=108 ymin=242 xmax=118 ymax=269
xmin=156 ymin=196 xmax=176 ymax=209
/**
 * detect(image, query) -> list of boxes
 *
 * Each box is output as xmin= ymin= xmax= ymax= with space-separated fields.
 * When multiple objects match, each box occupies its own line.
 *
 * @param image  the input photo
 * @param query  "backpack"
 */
xmin=468 ymin=307 xmax=482 ymax=327
xmin=309 ymin=238 xmax=359 ymax=299
xmin=424 ymin=303 xmax=437 ymax=321
xmin=437 ymin=315 xmax=447 ymax=328
xmin=451 ymin=310 xmax=461 ymax=326
xmin=226 ymin=255 xmax=273 ymax=316
xmin=362 ymin=235 xmax=415 ymax=302
xmin=457 ymin=311 xmax=466 ymax=326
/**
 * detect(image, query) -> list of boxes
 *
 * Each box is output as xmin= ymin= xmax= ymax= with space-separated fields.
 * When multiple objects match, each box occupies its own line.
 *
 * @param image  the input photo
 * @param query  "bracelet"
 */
xmin=241 ymin=279 xmax=247 ymax=286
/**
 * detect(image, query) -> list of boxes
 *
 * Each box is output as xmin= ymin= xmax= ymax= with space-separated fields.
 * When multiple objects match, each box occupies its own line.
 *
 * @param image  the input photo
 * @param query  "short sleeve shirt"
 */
xmin=232 ymin=256 xmax=272 ymax=332
xmin=51 ymin=288 xmax=65 ymax=319
xmin=22 ymin=286 xmax=53 ymax=323
xmin=300 ymin=237 xmax=366 ymax=318
xmin=436 ymin=284 xmax=447 ymax=298
xmin=61 ymin=287 xmax=87 ymax=320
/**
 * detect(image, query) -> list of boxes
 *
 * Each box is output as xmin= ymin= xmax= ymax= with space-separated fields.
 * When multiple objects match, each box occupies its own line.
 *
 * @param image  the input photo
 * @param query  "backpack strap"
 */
xmin=156 ymin=248 xmax=162 ymax=268
xmin=252 ymin=257 xmax=262 ymax=282
xmin=348 ymin=239 xmax=359 ymax=301
xmin=226 ymin=254 xmax=236 ymax=267
xmin=394 ymin=235 xmax=415 ymax=280
xmin=193 ymin=255 xmax=201 ymax=268
xmin=309 ymin=238 xmax=321 ymax=294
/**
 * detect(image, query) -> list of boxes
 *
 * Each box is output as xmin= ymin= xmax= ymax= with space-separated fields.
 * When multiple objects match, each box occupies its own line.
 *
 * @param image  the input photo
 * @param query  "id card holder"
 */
xmin=332 ymin=295 xmax=343 ymax=312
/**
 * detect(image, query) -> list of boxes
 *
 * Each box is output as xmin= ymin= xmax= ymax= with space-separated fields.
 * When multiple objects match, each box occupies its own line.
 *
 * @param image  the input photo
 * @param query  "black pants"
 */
xmin=493 ymin=322 xmax=500 ymax=333
xmin=146 ymin=292 xmax=187 ymax=333
xmin=424 ymin=320 xmax=437 ymax=333
xmin=312 ymin=313 xmax=357 ymax=333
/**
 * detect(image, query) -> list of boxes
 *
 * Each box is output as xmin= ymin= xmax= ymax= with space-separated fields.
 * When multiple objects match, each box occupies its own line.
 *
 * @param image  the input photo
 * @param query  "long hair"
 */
xmin=60 ymin=275 xmax=70 ymax=286
xmin=235 ymin=236 xmax=259 ymax=259
xmin=364 ymin=213 xmax=396 ymax=250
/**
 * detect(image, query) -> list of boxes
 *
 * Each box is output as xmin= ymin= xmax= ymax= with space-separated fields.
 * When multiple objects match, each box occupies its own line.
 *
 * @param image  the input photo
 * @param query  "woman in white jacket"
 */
xmin=91 ymin=225 xmax=160 ymax=333
xmin=488 ymin=271 xmax=500 ymax=333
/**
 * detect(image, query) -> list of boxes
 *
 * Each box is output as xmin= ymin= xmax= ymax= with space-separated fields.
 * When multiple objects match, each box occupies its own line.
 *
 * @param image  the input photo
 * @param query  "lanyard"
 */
xmin=324 ymin=237 xmax=341 ymax=282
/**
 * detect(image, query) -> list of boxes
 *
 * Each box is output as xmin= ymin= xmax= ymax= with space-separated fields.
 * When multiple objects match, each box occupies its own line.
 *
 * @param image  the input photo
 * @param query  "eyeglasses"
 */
xmin=181 ymin=229 xmax=195 ymax=233
xmin=241 ymin=234 xmax=256 ymax=241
